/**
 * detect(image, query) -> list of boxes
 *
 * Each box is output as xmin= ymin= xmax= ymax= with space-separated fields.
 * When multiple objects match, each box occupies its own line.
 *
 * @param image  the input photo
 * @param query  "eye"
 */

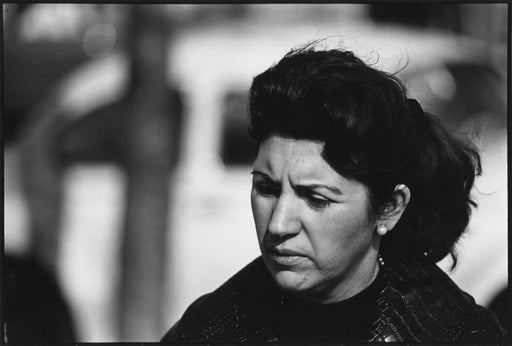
xmin=253 ymin=182 xmax=280 ymax=197
xmin=305 ymin=195 xmax=331 ymax=209
xmin=295 ymin=186 xmax=331 ymax=209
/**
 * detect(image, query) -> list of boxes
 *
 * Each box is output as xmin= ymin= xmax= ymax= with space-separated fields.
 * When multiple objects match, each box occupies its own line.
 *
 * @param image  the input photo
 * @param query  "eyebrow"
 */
xmin=251 ymin=170 xmax=273 ymax=181
xmin=297 ymin=183 xmax=342 ymax=195
xmin=251 ymin=170 xmax=342 ymax=195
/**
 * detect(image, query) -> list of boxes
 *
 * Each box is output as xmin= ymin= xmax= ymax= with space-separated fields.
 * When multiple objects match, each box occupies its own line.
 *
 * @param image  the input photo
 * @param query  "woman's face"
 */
xmin=251 ymin=134 xmax=381 ymax=303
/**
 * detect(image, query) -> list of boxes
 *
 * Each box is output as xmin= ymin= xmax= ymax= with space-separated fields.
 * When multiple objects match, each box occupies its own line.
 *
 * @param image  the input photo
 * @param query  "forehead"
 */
xmin=254 ymin=135 xmax=335 ymax=179
xmin=258 ymin=135 xmax=323 ymax=157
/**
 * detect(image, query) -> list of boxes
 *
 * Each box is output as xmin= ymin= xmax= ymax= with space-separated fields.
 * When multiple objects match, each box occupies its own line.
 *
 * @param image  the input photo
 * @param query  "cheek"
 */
xmin=310 ymin=208 xmax=373 ymax=260
xmin=251 ymin=192 xmax=272 ymax=242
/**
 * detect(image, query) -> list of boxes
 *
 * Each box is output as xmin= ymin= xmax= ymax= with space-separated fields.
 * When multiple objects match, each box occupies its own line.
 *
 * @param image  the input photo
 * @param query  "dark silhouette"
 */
xmin=3 ymin=255 xmax=76 ymax=342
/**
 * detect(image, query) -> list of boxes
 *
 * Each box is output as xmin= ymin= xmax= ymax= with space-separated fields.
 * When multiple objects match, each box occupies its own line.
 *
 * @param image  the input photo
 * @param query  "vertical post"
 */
xmin=118 ymin=5 xmax=177 ymax=341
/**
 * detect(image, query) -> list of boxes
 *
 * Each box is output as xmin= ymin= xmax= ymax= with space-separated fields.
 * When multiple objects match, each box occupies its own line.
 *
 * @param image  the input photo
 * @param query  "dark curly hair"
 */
xmin=248 ymin=45 xmax=481 ymax=266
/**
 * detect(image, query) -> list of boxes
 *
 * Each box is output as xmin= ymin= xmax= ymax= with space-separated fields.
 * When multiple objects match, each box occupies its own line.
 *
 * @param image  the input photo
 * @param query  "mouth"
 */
xmin=269 ymin=247 xmax=304 ymax=256
xmin=265 ymin=247 xmax=308 ymax=266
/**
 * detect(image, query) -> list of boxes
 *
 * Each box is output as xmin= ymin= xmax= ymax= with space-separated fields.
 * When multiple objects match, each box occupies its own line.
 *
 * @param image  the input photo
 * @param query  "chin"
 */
xmin=272 ymin=269 xmax=310 ymax=293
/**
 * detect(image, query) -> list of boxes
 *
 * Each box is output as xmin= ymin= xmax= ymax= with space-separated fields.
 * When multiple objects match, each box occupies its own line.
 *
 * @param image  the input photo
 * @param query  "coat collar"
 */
xmin=163 ymin=256 xmax=476 ymax=343
xmin=366 ymin=256 xmax=474 ymax=342
xmin=239 ymin=256 xmax=475 ymax=343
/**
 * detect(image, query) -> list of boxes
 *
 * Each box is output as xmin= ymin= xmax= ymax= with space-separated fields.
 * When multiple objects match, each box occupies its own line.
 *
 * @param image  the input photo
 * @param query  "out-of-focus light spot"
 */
xmin=4 ymin=149 xmax=31 ymax=255
xmin=59 ymin=52 xmax=128 ymax=119
xmin=83 ymin=23 xmax=117 ymax=58
xmin=424 ymin=67 xmax=457 ymax=101
xmin=19 ymin=4 xmax=93 ymax=42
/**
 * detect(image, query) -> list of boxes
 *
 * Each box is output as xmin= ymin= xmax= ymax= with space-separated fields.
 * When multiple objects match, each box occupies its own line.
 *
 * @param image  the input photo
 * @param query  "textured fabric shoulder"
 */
xmin=367 ymin=257 xmax=507 ymax=343
xmin=161 ymin=256 xmax=507 ymax=343
xmin=160 ymin=294 xmax=211 ymax=342
xmin=161 ymin=257 xmax=280 ymax=343
xmin=459 ymin=303 xmax=508 ymax=343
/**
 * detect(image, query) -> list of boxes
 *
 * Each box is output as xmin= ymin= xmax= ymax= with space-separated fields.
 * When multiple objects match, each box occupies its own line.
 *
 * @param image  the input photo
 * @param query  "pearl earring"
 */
xmin=377 ymin=225 xmax=388 ymax=236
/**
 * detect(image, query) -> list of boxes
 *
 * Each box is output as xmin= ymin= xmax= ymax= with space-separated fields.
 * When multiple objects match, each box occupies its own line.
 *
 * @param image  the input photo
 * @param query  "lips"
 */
xmin=265 ymin=246 xmax=308 ymax=266
xmin=268 ymin=247 xmax=305 ymax=257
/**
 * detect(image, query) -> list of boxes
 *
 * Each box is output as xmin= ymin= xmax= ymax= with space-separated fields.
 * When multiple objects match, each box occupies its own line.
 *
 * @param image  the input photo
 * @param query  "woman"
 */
xmin=162 ymin=46 xmax=506 ymax=343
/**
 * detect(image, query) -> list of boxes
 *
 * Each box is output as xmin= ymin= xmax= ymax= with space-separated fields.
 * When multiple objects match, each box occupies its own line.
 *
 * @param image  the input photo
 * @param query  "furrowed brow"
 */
xmin=251 ymin=170 xmax=274 ymax=181
xmin=296 ymin=183 xmax=342 ymax=195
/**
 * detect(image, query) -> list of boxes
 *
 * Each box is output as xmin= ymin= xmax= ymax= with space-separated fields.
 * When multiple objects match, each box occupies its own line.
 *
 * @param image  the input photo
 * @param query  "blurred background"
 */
xmin=3 ymin=3 xmax=508 ymax=342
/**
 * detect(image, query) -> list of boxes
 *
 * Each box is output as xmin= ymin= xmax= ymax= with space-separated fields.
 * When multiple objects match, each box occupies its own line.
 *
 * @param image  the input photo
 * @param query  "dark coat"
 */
xmin=161 ymin=256 xmax=507 ymax=343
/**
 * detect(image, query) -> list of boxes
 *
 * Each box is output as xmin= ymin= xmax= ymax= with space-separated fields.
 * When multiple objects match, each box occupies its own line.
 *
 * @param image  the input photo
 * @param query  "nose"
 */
xmin=268 ymin=194 xmax=301 ymax=237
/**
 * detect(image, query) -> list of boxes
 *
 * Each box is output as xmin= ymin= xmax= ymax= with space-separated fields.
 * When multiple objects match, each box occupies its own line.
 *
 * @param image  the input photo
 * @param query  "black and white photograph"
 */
xmin=3 ymin=3 xmax=509 ymax=343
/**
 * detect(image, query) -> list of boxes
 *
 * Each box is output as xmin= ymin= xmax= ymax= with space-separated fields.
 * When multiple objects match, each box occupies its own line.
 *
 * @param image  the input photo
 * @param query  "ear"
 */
xmin=376 ymin=184 xmax=411 ymax=232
